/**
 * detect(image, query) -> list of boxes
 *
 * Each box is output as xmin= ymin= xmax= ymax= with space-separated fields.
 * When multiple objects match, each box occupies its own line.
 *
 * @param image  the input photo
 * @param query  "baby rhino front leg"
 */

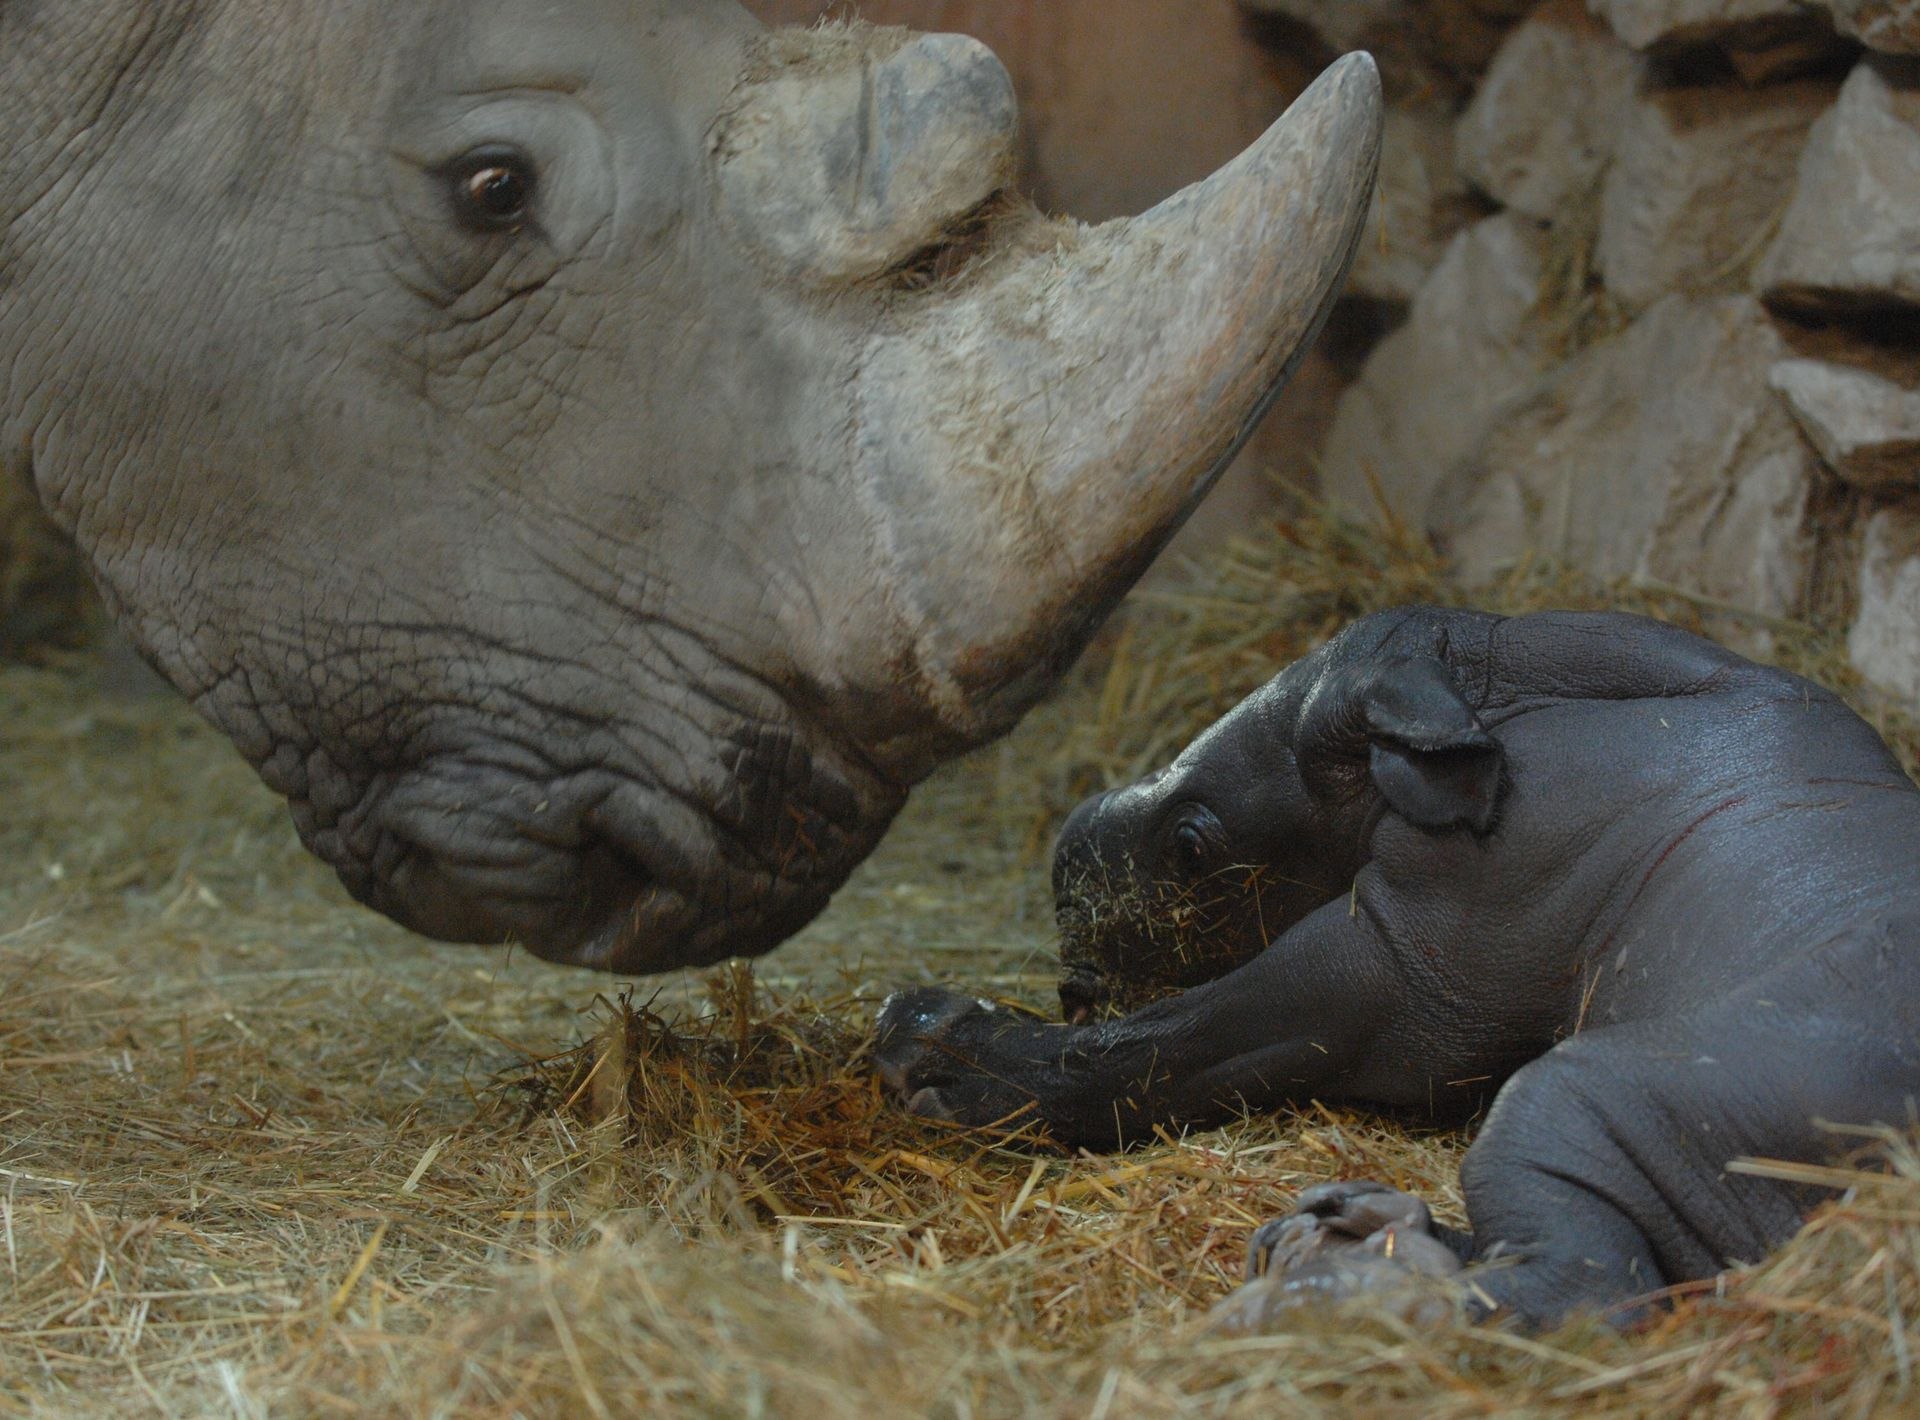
xmin=874 ymin=896 xmax=1414 ymax=1146
xmin=870 ymin=985 xmax=1179 ymax=1143
xmin=1209 ymin=1181 xmax=1467 ymax=1333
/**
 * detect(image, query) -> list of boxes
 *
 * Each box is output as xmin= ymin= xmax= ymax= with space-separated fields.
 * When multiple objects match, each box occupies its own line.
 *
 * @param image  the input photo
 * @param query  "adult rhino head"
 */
xmin=0 ymin=2 xmax=1380 ymax=972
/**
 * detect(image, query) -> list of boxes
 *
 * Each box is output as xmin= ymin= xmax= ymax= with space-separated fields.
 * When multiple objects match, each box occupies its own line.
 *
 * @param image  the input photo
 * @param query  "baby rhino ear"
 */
xmin=1360 ymin=657 xmax=1503 ymax=834
xmin=1299 ymin=652 xmax=1504 ymax=834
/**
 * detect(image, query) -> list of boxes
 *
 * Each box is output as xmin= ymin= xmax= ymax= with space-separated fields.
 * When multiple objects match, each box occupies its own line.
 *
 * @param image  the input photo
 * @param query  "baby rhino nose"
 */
xmin=1052 ymin=789 xmax=1114 ymax=909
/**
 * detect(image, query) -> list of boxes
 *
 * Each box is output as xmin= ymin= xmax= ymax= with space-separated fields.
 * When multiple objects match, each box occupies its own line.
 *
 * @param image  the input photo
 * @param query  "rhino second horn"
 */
xmin=715 ymin=31 xmax=1019 ymax=284
xmin=856 ymin=54 xmax=1386 ymax=745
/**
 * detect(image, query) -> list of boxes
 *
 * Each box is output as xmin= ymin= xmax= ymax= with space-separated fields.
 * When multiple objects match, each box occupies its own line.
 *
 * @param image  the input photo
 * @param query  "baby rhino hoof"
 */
xmin=1245 ymin=1180 xmax=1456 ymax=1281
xmin=870 ymin=987 xmax=1038 ymax=1130
xmin=1208 ymin=1181 xmax=1464 ymax=1334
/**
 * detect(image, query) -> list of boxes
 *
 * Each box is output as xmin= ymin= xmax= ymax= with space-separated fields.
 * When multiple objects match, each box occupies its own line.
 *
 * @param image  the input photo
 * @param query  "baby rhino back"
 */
xmin=1428 ymin=615 xmax=1920 ymax=1026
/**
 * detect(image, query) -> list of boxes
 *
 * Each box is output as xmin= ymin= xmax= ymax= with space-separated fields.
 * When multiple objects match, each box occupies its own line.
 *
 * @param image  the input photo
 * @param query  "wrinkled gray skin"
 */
xmin=0 ymin=3 xmax=1380 ymax=972
xmin=874 ymin=607 xmax=1920 ymax=1330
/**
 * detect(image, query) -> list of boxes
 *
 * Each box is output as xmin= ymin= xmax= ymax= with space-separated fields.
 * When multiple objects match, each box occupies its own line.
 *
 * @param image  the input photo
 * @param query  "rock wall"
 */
xmin=1297 ymin=0 xmax=1920 ymax=709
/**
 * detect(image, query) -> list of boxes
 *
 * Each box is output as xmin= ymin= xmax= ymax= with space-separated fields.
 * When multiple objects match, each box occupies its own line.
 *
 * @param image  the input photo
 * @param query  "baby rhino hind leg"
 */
xmin=1214 ymin=922 xmax=1920 ymax=1333
xmin=1454 ymin=919 xmax=1920 ymax=1329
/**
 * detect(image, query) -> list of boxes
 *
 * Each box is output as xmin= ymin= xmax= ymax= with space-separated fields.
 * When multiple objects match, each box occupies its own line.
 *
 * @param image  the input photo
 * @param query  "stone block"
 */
xmin=1318 ymin=215 xmax=1551 ymax=525
xmin=1757 ymin=59 xmax=1920 ymax=314
xmin=1770 ymin=357 xmax=1920 ymax=487
xmin=1590 ymin=0 xmax=1814 ymax=48
xmin=1598 ymin=78 xmax=1832 ymax=311
xmin=1350 ymin=104 xmax=1470 ymax=304
xmin=1832 ymin=0 xmax=1920 ymax=53
xmin=1436 ymin=295 xmax=1815 ymax=622
xmin=1457 ymin=0 xmax=1639 ymax=220
xmin=1590 ymin=0 xmax=1849 ymax=83
xmin=1850 ymin=506 xmax=1920 ymax=711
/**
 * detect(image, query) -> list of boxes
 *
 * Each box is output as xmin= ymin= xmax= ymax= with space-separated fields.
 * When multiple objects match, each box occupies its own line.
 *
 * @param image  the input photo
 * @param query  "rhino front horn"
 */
xmin=856 ymin=53 xmax=1384 ymax=749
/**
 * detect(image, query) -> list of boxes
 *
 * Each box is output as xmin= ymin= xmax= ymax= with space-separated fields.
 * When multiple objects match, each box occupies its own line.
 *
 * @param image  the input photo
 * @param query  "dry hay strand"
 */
xmin=288 ymin=974 xmax=1476 ymax=1418
xmin=293 ymin=955 xmax=1920 ymax=1418
xmin=476 ymin=972 xmax=1466 ymax=1332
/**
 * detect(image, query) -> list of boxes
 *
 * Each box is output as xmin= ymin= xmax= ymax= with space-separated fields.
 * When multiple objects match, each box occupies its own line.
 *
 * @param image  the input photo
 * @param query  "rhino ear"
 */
xmin=1361 ymin=658 xmax=1502 ymax=833
xmin=1302 ymin=655 xmax=1504 ymax=834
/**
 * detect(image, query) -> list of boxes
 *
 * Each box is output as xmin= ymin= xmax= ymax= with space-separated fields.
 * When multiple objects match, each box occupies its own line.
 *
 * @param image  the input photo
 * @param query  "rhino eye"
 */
xmin=446 ymin=145 xmax=538 ymax=233
xmin=1167 ymin=808 xmax=1221 ymax=870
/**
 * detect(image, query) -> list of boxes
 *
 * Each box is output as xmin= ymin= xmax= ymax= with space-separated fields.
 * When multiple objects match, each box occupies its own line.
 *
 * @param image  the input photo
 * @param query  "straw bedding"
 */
xmin=3 ymin=503 xmax=1917 ymax=1417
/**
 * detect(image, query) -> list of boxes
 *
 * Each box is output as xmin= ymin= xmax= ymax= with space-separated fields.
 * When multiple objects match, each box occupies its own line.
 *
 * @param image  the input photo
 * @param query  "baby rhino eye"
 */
xmin=1169 ymin=809 xmax=1220 ymax=869
xmin=446 ymin=145 xmax=538 ymax=232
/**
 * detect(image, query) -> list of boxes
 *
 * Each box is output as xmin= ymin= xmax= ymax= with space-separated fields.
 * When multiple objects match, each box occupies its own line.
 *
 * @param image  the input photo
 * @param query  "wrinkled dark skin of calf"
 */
xmin=873 ymin=607 xmax=1920 ymax=1330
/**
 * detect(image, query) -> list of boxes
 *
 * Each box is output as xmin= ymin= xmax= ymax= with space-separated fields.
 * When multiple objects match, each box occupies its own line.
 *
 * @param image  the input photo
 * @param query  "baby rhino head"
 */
xmin=1050 ymin=685 xmax=1350 ymax=1022
xmin=1052 ymin=616 xmax=1506 ymax=1022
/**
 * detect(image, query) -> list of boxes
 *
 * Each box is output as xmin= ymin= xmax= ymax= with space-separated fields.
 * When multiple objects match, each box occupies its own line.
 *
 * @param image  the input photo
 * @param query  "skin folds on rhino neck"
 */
xmin=0 ymin=1 xmax=1382 ymax=973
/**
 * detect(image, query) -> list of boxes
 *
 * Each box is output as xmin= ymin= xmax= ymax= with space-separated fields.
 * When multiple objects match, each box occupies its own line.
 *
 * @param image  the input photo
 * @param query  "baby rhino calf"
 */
xmin=874 ymin=607 xmax=1920 ymax=1330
